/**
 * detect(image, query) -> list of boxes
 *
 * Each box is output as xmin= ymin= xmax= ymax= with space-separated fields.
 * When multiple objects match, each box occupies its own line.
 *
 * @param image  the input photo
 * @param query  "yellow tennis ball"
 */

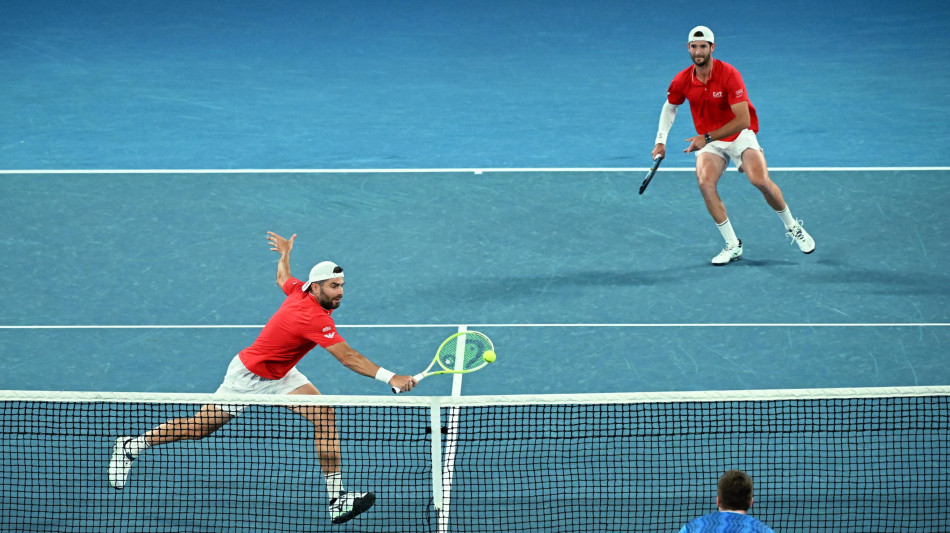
xmin=483 ymin=350 xmax=496 ymax=363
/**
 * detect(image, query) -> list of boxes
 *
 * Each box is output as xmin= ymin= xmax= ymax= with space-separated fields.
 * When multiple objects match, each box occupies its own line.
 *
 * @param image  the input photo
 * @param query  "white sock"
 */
xmin=124 ymin=435 xmax=149 ymax=458
xmin=325 ymin=472 xmax=344 ymax=500
xmin=775 ymin=206 xmax=797 ymax=230
xmin=716 ymin=219 xmax=740 ymax=246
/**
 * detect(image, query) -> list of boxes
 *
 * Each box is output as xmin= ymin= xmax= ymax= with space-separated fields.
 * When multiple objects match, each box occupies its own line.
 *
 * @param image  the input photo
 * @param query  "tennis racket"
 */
xmin=392 ymin=330 xmax=495 ymax=393
xmin=638 ymin=155 xmax=664 ymax=195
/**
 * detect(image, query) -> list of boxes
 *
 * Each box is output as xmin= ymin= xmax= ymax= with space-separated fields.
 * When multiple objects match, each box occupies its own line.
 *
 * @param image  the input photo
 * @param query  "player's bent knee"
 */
xmin=696 ymin=175 xmax=720 ymax=195
xmin=746 ymin=173 xmax=774 ymax=192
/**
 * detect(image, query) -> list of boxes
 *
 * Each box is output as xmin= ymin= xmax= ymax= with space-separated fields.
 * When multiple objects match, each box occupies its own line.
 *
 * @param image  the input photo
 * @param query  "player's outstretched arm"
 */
xmin=325 ymin=341 xmax=416 ymax=392
xmin=267 ymin=232 xmax=297 ymax=287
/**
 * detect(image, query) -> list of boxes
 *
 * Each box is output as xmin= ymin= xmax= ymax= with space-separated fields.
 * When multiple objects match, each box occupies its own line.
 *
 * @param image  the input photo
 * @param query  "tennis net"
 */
xmin=1 ymin=387 xmax=948 ymax=532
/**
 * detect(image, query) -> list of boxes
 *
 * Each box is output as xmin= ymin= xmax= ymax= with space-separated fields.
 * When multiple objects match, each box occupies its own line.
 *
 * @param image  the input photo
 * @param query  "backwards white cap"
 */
xmin=302 ymin=261 xmax=343 ymax=292
xmin=688 ymin=25 xmax=715 ymax=44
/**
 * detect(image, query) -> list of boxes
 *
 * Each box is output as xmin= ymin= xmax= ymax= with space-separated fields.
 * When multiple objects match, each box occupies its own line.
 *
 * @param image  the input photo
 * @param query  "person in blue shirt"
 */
xmin=679 ymin=470 xmax=776 ymax=533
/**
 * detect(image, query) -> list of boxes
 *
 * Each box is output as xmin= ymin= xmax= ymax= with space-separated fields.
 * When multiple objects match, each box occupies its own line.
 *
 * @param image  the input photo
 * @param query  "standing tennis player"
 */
xmin=108 ymin=232 xmax=416 ymax=525
xmin=652 ymin=26 xmax=816 ymax=265
xmin=678 ymin=470 xmax=776 ymax=532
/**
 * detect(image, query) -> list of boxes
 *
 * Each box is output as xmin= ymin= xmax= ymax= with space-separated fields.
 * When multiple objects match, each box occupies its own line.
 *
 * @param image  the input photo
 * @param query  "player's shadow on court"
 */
xmin=568 ymin=259 xmax=803 ymax=284
xmin=475 ymin=264 xmax=722 ymax=291
xmin=730 ymin=259 xmax=798 ymax=267
xmin=462 ymin=257 xmax=823 ymax=296
xmin=807 ymin=259 xmax=950 ymax=295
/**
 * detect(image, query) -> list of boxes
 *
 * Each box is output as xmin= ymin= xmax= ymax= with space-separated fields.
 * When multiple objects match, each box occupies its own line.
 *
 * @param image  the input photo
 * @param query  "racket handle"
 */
xmin=391 ymin=373 xmax=426 ymax=394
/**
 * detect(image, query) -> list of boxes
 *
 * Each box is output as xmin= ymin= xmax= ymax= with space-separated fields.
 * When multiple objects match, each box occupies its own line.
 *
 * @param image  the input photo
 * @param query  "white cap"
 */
xmin=688 ymin=25 xmax=715 ymax=44
xmin=302 ymin=261 xmax=343 ymax=291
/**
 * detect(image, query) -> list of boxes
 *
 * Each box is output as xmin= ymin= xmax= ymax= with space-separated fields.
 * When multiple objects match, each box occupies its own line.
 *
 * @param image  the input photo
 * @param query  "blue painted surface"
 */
xmin=1 ymin=1 xmax=949 ymax=531
xmin=1 ymin=0 xmax=948 ymax=394
xmin=2 ymin=170 xmax=947 ymax=395
xmin=1 ymin=0 xmax=948 ymax=169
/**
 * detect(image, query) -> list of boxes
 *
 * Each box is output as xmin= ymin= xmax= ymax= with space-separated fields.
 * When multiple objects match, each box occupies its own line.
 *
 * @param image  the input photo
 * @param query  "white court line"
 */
xmin=439 ymin=325 xmax=468 ymax=532
xmin=0 ymin=166 xmax=948 ymax=175
xmin=1 ymin=323 xmax=947 ymax=329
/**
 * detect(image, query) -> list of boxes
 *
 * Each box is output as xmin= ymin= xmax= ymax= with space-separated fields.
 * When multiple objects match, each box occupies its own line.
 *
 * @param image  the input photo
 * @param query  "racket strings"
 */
xmin=436 ymin=333 xmax=492 ymax=372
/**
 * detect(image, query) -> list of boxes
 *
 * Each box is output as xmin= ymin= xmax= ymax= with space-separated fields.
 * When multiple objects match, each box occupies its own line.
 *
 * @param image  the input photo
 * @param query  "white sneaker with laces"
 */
xmin=711 ymin=240 xmax=742 ymax=266
xmin=786 ymin=221 xmax=816 ymax=254
xmin=329 ymin=491 xmax=376 ymax=524
xmin=108 ymin=436 xmax=136 ymax=490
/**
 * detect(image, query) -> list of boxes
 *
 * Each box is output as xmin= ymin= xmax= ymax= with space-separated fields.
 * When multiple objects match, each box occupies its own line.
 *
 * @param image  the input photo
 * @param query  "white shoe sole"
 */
xmin=108 ymin=436 xmax=134 ymax=490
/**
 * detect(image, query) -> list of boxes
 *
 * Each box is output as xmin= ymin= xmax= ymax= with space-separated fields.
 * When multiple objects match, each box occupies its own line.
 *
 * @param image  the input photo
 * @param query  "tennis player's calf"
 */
xmin=292 ymin=404 xmax=343 ymax=474
xmin=146 ymin=406 xmax=233 ymax=445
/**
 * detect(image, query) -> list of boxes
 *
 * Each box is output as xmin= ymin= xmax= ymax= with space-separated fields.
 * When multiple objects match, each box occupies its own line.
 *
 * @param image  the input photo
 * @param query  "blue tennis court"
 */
xmin=1 ymin=0 xmax=949 ymax=531
xmin=2 ymin=168 xmax=947 ymax=395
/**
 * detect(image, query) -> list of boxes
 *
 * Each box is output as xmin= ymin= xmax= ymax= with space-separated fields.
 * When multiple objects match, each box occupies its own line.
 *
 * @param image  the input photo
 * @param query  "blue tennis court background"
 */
xmin=2 ymin=2 xmax=950 ymax=532
xmin=1 ymin=0 xmax=949 ymax=396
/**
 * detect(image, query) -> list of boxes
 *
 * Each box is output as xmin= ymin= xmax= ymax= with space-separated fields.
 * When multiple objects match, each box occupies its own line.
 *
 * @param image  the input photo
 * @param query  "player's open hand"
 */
xmin=267 ymin=232 xmax=297 ymax=255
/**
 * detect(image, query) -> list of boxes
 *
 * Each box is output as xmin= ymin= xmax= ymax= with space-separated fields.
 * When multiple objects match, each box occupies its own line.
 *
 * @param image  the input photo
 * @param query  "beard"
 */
xmin=692 ymin=54 xmax=709 ymax=66
xmin=315 ymin=288 xmax=341 ymax=309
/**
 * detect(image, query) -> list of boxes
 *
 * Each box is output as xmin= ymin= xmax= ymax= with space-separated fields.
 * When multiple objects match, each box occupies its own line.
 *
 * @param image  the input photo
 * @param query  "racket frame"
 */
xmin=638 ymin=155 xmax=664 ymax=195
xmin=392 ymin=331 xmax=494 ymax=393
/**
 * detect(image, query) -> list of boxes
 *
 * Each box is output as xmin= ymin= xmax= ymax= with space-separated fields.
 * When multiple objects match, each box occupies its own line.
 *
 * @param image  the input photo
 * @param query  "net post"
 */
xmin=429 ymin=396 xmax=444 ymax=513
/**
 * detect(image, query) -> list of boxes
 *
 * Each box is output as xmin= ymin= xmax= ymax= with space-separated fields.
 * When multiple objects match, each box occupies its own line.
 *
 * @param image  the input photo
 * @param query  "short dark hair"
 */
xmin=718 ymin=470 xmax=753 ymax=511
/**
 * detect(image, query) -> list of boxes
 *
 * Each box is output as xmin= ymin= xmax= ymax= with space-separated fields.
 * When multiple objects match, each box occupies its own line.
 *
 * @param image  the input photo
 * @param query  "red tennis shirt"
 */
xmin=666 ymin=59 xmax=758 ymax=142
xmin=239 ymin=277 xmax=345 ymax=379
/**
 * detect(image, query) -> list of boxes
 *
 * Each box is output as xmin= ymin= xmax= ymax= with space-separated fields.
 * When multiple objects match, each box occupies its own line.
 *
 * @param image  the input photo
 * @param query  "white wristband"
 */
xmin=374 ymin=367 xmax=396 ymax=384
xmin=655 ymin=131 xmax=667 ymax=145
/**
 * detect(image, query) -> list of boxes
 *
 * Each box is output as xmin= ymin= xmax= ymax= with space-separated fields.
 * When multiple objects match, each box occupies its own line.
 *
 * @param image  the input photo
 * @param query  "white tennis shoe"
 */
xmin=108 ymin=436 xmax=136 ymax=490
xmin=786 ymin=221 xmax=816 ymax=254
xmin=711 ymin=240 xmax=742 ymax=266
xmin=329 ymin=491 xmax=376 ymax=524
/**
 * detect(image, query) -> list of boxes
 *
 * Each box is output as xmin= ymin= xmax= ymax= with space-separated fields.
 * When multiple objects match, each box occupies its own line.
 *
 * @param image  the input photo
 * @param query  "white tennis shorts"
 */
xmin=213 ymin=354 xmax=311 ymax=415
xmin=696 ymin=128 xmax=763 ymax=173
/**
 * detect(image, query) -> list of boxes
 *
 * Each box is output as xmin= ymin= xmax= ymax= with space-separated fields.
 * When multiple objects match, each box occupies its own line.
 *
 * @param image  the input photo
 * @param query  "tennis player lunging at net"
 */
xmin=652 ymin=26 xmax=816 ymax=265
xmin=108 ymin=232 xmax=416 ymax=525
